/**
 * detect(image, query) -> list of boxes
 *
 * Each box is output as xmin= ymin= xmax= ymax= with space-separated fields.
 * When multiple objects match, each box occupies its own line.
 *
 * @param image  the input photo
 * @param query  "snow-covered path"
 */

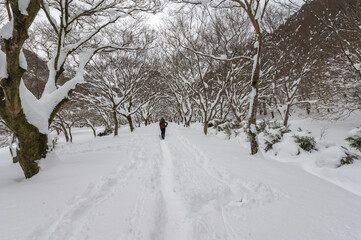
xmin=0 ymin=124 xmax=360 ymax=240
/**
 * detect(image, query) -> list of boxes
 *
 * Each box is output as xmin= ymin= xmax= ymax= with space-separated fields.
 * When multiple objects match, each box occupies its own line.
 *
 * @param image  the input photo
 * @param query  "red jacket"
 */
xmin=159 ymin=119 xmax=168 ymax=128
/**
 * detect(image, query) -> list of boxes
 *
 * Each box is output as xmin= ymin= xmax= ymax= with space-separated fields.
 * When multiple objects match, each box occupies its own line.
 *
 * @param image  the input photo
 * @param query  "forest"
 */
xmin=0 ymin=0 xmax=360 ymax=178
xmin=1 ymin=1 xmax=361 ymax=239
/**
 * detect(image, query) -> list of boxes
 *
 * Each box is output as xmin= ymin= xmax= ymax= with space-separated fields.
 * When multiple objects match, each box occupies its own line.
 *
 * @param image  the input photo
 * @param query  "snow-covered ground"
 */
xmin=0 ymin=123 xmax=360 ymax=240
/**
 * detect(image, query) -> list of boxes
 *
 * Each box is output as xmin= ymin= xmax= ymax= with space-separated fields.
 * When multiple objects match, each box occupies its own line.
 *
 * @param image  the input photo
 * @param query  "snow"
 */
xmin=18 ymin=0 xmax=31 ymax=15
xmin=1 ymin=123 xmax=361 ymax=240
xmin=0 ymin=50 xmax=8 ymax=79
xmin=19 ymin=48 xmax=94 ymax=134
xmin=347 ymin=127 xmax=361 ymax=138
xmin=19 ymin=80 xmax=50 ymax=134
xmin=254 ymin=2 xmax=262 ymax=21
xmin=19 ymin=48 xmax=27 ymax=70
xmin=200 ymin=0 xmax=210 ymax=6
xmin=354 ymin=63 xmax=360 ymax=72
xmin=248 ymin=86 xmax=257 ymax=118
xmin=253 ymin=41 xmax=259 ymax=49
xmin=0 ymin=18 xmax=14 ymax=40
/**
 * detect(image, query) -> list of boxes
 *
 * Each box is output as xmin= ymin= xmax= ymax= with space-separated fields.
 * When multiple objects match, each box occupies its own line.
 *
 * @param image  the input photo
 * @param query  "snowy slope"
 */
xmin=0 ymin=124 xmax=360 ymax=240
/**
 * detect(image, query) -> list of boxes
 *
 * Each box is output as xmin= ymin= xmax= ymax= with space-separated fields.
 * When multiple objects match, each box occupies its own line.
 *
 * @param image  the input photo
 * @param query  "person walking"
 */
xmin=159 ymin=118 xmax=168 ymax=140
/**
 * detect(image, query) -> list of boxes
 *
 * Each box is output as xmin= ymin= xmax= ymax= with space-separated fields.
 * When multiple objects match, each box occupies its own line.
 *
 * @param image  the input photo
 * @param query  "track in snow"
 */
xmin=159 ymin=141 xmax=190 ymax=240
xmin=28 ymin=136 xmax=145 ymax=240
xmin=28 ymin=127 xmax=281 ymax=240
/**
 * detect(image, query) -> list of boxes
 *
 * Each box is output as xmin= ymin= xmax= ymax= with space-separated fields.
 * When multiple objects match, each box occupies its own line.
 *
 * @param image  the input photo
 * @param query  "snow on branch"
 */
xmin=40 ymin=2 xmax=59 ymax=34
xmin=0 ymin=16 xmax=13 ymax=40
xmin=19 ymin=48 xmax=96 ymax=133
xmin=18 ymin=0 xmax=31 ymax=15
xmin=0 ymin=49 xmax=8 ymax=79
xmin=64 ymin=14 xmax=128 ymax=55
xmin=182 ymin=45 xmax=253 ymax=62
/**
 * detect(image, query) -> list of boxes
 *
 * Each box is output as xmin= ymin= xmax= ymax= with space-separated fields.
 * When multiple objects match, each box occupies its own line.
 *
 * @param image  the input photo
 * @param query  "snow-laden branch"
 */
xmin=182 ymin=46 xmax=253 ymax=62
xmin=40 ymin=1 xmax=59 ymax=34
xmin=18 ymin=0 xmax=31 ymax=15
xmin=118 ymin=100 xmax=150 ymax=117
xmin=0 ymin=50 xmax=8 ymax=80
xmin=0 ymin=16 xmax=13 ymax=40
xmin=20 ymin=48 xmax=97 ymax=133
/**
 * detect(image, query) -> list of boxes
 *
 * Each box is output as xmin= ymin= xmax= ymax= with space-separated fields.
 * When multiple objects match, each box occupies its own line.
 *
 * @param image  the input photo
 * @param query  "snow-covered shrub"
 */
xmin=257 ymin=120 xmax=291 ymax=152
xmin=269 ymin=133 xmax=299 ymax=157
xmin=224 ymin=127 xmax=232 ymax=139
xmin=207 ymin=119 xmax=222 ymax=128
xmin=339 ymin=152 xmax=358 ymax=167
xmin=313 ymin=145 xmax=359 ymax=168
xmin=97 ymin=127 xmax=114 ymax=137
xmin=293 ymin=135 xmax=317 ymax=152
xmin=209 ymin=119 xmax=245 ymax=139
xmin=256 ymin=119 xmax=271 ymax=134
xmin=209 ymin=119 xmax=243 ymax=132
xmin=345 ymin=127 xmax=361 ymax=152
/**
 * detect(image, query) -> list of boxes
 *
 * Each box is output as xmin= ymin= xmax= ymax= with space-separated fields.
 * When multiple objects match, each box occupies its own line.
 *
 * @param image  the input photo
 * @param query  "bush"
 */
xmin=208 ymin=119 xmax=245 ymax=140
xmin=259 ymin=120 xmax=291 ymax=152
xmin=209 ymin=119 xmax=244 ymax=132
xmin=293 ymin=135 xmax=317 ymax=152
xmin=97 ymin=127 xmax=114 ymax=137
xmin=345 ymin=127 xmax=361 ymax=152
xmin=256 ymin=119 xmax=269 ymax=134
xmin=264 ymin=132 xmax=283 ymax=152
xmin=338 ymin=152 xmax=357 ymax=167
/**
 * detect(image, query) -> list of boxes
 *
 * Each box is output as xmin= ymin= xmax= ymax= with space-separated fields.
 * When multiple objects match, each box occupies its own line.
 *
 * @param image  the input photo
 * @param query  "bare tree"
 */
xmin=0 ymin=0 xmax=160 ymax=178
xmin=77 ymin=48 xmax=155 ymax=135
xmin=165 ymin=73 xmax=194 ymax=127
xmin=303 ymin=0 xmax=361 ymax=77
xmin=116 ymin=52 xmax=157 ymax=132
xmin=162 ymin=11 xmax=228 ymax=134
xmin=171 ymin=0 xmax=269 ymax=154
xmin=280 ymin=0 xmax=361 ymax=119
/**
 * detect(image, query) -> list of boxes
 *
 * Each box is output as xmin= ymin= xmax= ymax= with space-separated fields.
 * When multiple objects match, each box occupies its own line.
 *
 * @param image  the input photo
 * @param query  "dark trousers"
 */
xmin=160 ymin=128 xmax=166 ymax=139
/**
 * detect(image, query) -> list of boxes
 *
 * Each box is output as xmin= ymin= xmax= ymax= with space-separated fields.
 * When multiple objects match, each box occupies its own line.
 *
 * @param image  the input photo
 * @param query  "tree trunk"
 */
xmin=113 ymin=110 xmax=118 ymax=136
xmin=283 ymin=104 xmax=291 ymax=127
xmin=68 ymin=127 xmax=73 ymax=143
xmin=185 ymin=118 xmax=191 ymax=127
xmin=60 ymin=123 xmax=69 ymax=142
xmin=263 ymin=102 xmax=267 ymax=115
xmin=203 ymin=113 xmax=208 ymax=135
xmin=89 ymin=125 xmax=96 ymax=137
xmin=306 ymin=103 xmax=311 ymax=115
xmin=15 ymin=118 xmax=47 ymax=178
xmin=248 ymin=37 xmax=262 ymax=155
xmin=0 ymin=1 xmax=42 ymax=178
xmin=203 ymin=122 xmax=208 ymax=135
xmin=126 ymin=115 xmax=134 ymax=132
